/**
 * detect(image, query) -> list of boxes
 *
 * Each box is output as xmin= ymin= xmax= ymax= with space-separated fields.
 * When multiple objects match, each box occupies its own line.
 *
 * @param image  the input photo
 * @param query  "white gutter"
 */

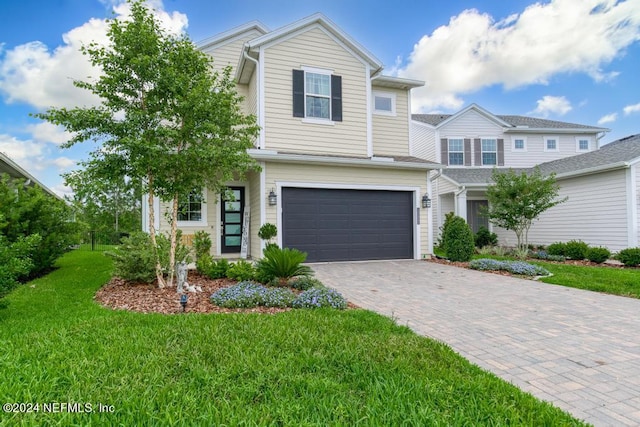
xmin=243 ymin=50 xmax=263 ymax=149
xmin=555 ymin=161 xmax=629 ymax=180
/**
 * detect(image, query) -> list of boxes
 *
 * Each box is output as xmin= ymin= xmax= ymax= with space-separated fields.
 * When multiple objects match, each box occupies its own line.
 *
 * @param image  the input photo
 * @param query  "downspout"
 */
xmin=243 ymin=49 xmax=262 ymax=149
xmin=595 ymin=130 xmax=608 ymax=149
xmin=426 ymin=169 xmax=443 ymax=255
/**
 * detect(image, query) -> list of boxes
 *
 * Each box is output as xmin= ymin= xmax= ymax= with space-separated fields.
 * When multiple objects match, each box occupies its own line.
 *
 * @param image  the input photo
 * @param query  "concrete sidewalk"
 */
xmin=311 ymin=260 xmax=640 ymax=426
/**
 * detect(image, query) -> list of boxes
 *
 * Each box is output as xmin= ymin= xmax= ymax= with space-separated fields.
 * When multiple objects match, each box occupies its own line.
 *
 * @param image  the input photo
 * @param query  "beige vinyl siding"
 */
xmin=201 ymin=29 xmax=264 ymax=74
xmin=372 ymin=88 xmax=409 ymax=156
xmin=246 ymin=71 xmax=258 ymax=116
xmin=247 ymin=171 xmax=262 ymax=258
xmin=264 ymin=161 xmax=429 ymax=257
xmin=494 ymin=169 xmax=629 ymax=250
xmin=636 ymin=164 xmax=640 ymax=247
xmin=262 ymin=27 xmax=368 ymax=157
xmin=411 ymin=121 xmax=436 ymax=161
xmin=433 ymin=177 xmax=458 ymax=239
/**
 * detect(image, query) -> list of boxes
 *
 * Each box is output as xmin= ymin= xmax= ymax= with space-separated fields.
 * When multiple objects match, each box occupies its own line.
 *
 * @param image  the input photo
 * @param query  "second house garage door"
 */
xmin=282 ymin=187 xmax=414 ymax=262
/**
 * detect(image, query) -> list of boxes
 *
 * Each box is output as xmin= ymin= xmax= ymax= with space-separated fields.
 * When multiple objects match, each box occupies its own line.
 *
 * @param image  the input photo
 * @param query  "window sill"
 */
xmin=301 ymin=118 xmax=335 ymax=126
xmin=177 ymin=221 xmax=208 ymax=227
xmin=373 ymin=110 xmax=397 ymax=117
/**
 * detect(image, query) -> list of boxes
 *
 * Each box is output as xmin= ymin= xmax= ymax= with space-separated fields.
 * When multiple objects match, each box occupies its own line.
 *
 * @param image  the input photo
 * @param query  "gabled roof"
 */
xmin=0 ymin=152 xmax=60 ymax=198
xmin=442 ymin=134 xmax=640 ymax=186
xmin=196 ymin=20 xmax=269 ymax=51
xmin=412 ymin=103 xmax=608 ymax=133
xmin=236 ymin=13 xmax=384 ymax=83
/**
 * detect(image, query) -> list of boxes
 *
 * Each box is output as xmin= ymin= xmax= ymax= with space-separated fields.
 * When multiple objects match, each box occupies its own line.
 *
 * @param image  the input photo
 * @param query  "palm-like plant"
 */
xmin=255 ymin=245 xmax=312 ymax=284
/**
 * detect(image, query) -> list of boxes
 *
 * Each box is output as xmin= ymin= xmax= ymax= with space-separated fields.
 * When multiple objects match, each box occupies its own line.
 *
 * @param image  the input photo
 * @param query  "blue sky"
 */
xmin=1 ymin=0 xmax=639 ymax=196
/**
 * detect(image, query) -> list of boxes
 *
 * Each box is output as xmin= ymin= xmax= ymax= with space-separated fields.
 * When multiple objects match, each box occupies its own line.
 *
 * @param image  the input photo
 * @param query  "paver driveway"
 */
xmin=311 ymin=260 xmax=640 ymax=427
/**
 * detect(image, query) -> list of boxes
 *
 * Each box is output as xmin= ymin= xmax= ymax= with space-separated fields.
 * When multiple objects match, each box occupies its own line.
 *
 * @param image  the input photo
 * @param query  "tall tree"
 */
xmin=35 ymin=1 xmax=259 ymax=288
xmin=485 ymin=167 xmax=567 ymax=251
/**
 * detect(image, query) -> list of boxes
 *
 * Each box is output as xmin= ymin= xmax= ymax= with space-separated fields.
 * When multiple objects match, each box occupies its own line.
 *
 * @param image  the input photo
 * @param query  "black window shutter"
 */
xmin=292 ymin=69 xmax=304 ymax=118
xmin=497 ymin=138 xmax=505 ymax=166
xmin=464 ymin=138 xmax=472 ymax=166
xmin=331 ymin=74 xmax=342 ymax=122
xmin=441 ymin=138 xmax=449 ymax=165
xmin=474 ymin=138 xmax=481 ymax=166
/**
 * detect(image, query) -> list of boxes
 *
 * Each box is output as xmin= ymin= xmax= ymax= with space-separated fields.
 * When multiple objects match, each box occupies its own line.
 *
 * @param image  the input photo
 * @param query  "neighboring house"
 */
xmin=412 ymin=104 xmax=640 ymax=251
xmin=0 ymin=151 xmax=60 ymax=199
xmin=144 ymin=13 xmax=439 ymax=262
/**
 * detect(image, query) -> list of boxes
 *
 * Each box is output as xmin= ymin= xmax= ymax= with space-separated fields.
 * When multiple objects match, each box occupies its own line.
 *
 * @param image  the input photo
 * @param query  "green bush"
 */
xmin=0 ymin=234 xmax=41 ymax=308
xmin=437 ymin=212 xmax=456 ymax=252
xmin=443 ymin=215 xmax=475 ymax=262
xmin=288 ymin=276 xmax=323 ymax=290
xmin=474 ymin=226 xmax=498 ymax=248
xmin=616 ymin=248 xmax=640 ymax=267
xmin=227 ymin=260 xmax=255 ymax=281
xmin=546 ymin=242 xmax=567 ymax=256
xmin=258 ymin=223 xmax=277 ymax=241
xmin=193 ymin=231 xmax=212 ymax=260
xmin=197 ymin=255 xmax=230 ymax=280
xmin=586 ymin=247 xmax=611 ymax=264
xmin=564 ymin=240 xmax=589 ymax=260
xmin=255 ymin=245 xmax=312 ymax=284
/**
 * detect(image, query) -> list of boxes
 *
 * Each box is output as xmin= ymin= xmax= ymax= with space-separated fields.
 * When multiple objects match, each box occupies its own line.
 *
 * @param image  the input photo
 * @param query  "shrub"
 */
xmin=530 ymin=250 xmax=566 ymax=262
xmin=156 ymin=231 xmax=192 ymax=268
xmin=288 ymin=276 xmax=324 ymax=290
xmin=292 ymin=287 xmax=347 ymax=309
xmin=258 ymin=223 xmax=277 ymax=241
xmin=437 ymin=212 xmax=456 ymax=252
xmin=227 ymin=260 xmax=255 ymax=281
xmin=469 ymin=258 xmax=550 ymax=276
xmin=193 ymin=231 xmax=212 ymax=260
xmin=474 ymin=226 xmax=498 ymax=248
xmin=196 ymin=255 xmax=231 ymax=279
xmin=564 ymin=240 xmax=589 ymax=260
xmin=255 ymin=245 xmax=312 ymax=284
xmin=586 ymin=246 xmax=611 ymax=264
xmin=547 ymin=242 xmax=567 ymax=257
xmin=443 ymin=215 xmax=475 ymax=262
xmin=210 ymin=281 xmax=295 ymax=308
xmin=0 ymin=234 xmax=41 ymax=308
xmin=616 ymin=248 xmax=640 ymax=267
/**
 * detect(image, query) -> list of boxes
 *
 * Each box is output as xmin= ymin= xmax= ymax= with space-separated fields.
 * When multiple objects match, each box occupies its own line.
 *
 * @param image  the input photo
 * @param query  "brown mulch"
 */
xmin=95 ymin=271 xmax=358 ymax=315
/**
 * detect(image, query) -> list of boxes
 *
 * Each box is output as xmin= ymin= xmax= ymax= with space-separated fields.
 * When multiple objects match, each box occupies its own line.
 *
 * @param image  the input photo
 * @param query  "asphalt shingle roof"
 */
xmin=412 ymin=114 xmax=605 ymax=130
xmin=443 ymin=134 xmax=640 ymax=185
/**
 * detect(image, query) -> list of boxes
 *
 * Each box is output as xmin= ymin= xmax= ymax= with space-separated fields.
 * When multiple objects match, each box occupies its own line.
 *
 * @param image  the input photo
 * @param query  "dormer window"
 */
xmin=576 ymin=137 xmax=591 ymax=152
xmin=292 ymin=67 xmax=342 ymax=122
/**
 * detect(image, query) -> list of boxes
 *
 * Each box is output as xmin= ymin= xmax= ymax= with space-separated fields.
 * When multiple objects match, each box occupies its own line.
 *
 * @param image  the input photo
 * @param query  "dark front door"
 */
xmin=282 ymin=187 xmax=414 ymax=262
xmin=467 ymin=200 xmax=489 ymax=233
xmin=221 ymin=187 xmax=245 ymax=253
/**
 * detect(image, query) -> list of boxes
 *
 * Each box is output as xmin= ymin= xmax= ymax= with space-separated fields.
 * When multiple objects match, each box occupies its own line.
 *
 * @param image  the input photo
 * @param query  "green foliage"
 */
xmin=258 ymin=223 xmax=277 ymax=241
xmin=564 ymin=240 xmax=589 ymax=260
xmin=443 ymin=215 xmax=475 ymax=262
xmin=474 ymin=226 xmax=498 ymax=248
xmin=196 ymin=255 xmax=230 ymax=280
xmin=255 ymin=245 xmax=313 ymax=284
xmin=486 ymin=168 xmax=567 ymax=251
xmin=193 ymin=231 xmax=212 ymax=260
xmin=616 ymin=248 xmax=640 ymax=267
xmin=586 ymin=247 xmax=611 ymax=264
xmin=156 ymin=231 xmax=192 ymax=268
xmin=288 ymin=276 xmax=324 ymax=291
xmin=227 ymin=260 xmax=255 ymax=282
xmin=0 ymin=234 xmax=41 ymax=308
xmin=547 ymin=242 xmax=567 ymax=256
xmin=437 ymin=212 xmax=456 ymax=252
xmin=0 ymin=174 xmax=78 ymax=278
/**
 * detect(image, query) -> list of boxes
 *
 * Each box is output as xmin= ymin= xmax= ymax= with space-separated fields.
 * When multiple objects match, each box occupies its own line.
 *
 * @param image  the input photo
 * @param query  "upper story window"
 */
xmin=576 ymin=137 xmax=591 ymax=152
xmin=545 ymin=136 xmax=559 ymax=152
xmin=512 ymin=136 xmax=527 ymax=151
xmin=481 ymin=138 xmax=497 ymax=165
xmin=178 ymin=190 xmax=205 ymax=224
xmin=448 ymin=139 xmax=464 ymax=165
xmin=292 ymin=67 xmax=342 ymax=123
xmin=373 ymin=91 xmax=396 ymax=116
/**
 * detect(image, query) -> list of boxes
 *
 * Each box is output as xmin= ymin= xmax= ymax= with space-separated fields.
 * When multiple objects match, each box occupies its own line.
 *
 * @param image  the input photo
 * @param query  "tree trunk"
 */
xmin=167 ymin=193 xmax=179 ymax=289
xmin=147 ymin=174 xmax=166 ymax=288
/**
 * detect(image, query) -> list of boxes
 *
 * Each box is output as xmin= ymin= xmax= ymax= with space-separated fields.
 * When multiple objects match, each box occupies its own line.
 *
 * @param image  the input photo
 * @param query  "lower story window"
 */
xmin=178 ymin=190 xmax=203 ymax=222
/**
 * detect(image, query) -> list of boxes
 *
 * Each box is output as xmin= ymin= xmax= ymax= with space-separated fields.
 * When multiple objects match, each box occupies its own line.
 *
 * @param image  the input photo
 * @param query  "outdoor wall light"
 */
xmin=421 ymin=194 xmax=431 ymax=208
xmin=180 ymin=294 xmax=188 ymax=312
xmin=268 ymin=189 xmax=277 ymax=206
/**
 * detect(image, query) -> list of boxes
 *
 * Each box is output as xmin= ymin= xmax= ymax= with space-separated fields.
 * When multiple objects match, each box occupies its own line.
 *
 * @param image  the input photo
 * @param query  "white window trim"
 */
xmin=544 ymin=136 xmax=560 ymax=152
xmin=511 ymin=136 xmax=527 ymax=152
xmin=372 ymin=90 xmax=396 ymax=116
xmin=301 ymin=65 xmax=332 ymax=121
xmin=575 ymin=136 xmax=591 ymax=152
xmin=447 ymin=138 xmax=465 ymax=166
xmin=481 ymin=138 xmax=498 ymax=166
xmin=176 ymin=189 xmax=208 ymax=227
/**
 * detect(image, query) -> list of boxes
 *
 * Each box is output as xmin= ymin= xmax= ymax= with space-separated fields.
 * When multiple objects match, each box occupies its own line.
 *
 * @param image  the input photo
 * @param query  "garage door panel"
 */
xmin=282 ymin=187 xmax=413 ymax=262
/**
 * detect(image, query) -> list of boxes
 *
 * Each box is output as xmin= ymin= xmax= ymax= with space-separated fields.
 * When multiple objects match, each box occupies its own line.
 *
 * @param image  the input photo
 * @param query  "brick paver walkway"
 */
xmin=311 ymin=260 xmax=640 ymax=426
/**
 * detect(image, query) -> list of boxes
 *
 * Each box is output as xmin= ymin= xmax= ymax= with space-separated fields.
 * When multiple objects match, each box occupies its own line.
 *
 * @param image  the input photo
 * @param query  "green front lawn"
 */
xmin=0 ymin=251 xmax=583 ymax=425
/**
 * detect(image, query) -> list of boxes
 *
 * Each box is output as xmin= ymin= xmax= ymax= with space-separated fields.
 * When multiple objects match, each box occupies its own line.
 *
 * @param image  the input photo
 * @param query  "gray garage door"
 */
xmin=282 ymin=187 xmax=414 ymax=262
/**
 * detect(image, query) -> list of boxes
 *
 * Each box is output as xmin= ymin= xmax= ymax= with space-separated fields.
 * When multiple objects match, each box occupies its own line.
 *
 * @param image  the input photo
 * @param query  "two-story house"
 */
xmin=412 ymin=103 xmax=640 ymax=251
xmin=144 ymin=13 xmax=440 ymax=262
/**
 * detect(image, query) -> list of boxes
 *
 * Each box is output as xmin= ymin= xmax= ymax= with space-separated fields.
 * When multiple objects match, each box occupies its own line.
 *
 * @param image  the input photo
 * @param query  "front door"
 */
xmin=467 ymin=200 xmax=489 ymax=233
xmin=221 ymin=187 xmax=245 ymax=253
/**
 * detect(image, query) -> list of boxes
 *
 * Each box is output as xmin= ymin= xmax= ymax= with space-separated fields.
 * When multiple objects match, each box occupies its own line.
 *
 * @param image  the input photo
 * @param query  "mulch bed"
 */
xmin=95 ymin=271 xmax=358 ymax=315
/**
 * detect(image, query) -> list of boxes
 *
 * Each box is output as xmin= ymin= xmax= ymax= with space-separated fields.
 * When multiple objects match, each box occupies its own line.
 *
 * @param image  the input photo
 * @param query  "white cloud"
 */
xmin=27 ymin=122 xmax=75 ymax=145
xmin=597 ymin=113 xmax=618 ymax=124
xmin=52 ymin=182 xmax=73 ymax=199
xmin=623 ymin=102 xmax=640 ymax=115
xmin=0 ymin=134 xmax=45 ymax=165
xmin=0 ymin=1 xmax=188 ymax=110
xmin=531 ymin=95 xmax=572 ymax=117
xmin=399 ymin=0 xmax=640 ymax=111
xmin=49 ymin=156 xmax=76 ymax=170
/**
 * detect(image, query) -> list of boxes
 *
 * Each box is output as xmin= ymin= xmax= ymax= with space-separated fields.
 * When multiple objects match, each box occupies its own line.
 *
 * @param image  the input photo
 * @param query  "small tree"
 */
xmin=443 ymin=215 xmax=475 ymax=262
xmin=486 ymin=168 xmax=567 ymax=251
